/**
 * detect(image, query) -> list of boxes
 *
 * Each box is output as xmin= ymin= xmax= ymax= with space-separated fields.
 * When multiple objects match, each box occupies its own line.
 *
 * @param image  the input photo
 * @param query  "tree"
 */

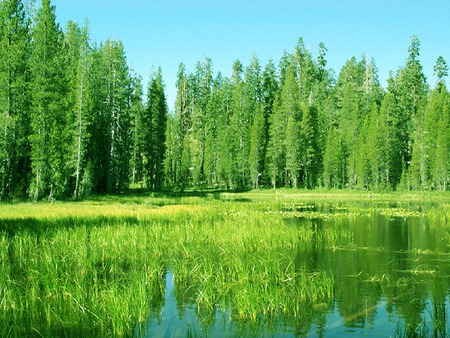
xmin=0 ymin=0 xmax=31 ymax=199
xmin=249 ymin=103 xmax=265 ymax=188
xmin=29 ymin=0 xmax=68 ymax=200
xmin=267 ymin=62 xmax=299 ymax=188
xmin=434 ymin=56 xmax=448 ymax=85
xmin=300 ymin=103 xmax=320 ymax=188
xmin=260 ymin=59 xmax=279 ymax=185
xmin=130 ymin=75 xmax=144 ymax=186
xmin=391 ymin=35 xmax=427 ymax=179
xmin=89 ymin=40 xmax=132 ymax=194
xmin=323 ymin=127 xmax=345 ymax=188
xmin=144 ymin=68 xmax=167 ymax=190
xmin=64 ymin=20 xmax=94 ymax=199
xmin=191 ymin=58 xmax=212 ymax=186
xmin=167 ymin=63 xmax=191 ymax=188
xmin=379 ymin=90 xmax=403 ymax=188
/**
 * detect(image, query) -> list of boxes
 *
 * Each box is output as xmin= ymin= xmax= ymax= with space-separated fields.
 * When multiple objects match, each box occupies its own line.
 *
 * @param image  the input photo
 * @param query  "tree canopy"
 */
xmin=0 ymin=0 xmax=448 ymax=201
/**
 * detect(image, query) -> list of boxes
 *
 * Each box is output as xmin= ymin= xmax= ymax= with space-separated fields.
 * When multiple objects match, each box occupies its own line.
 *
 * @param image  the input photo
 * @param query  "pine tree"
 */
xmin=90 ymin=40 xmax=132 ymax=194
xmin=29 ymin=0 xmax=68 ymax=200
xmin=130 ymin=75 xmax=144 ymax=186
xmin=170 ymin=63 xmax=191 ymax=188
xmin=323 ymin=127 xmax=345 ymax=188
xmin=149 ymin=68 xmax=168 ymax=190
xmin=249 ymin=103 xmax=265 ymax=188
xmin=204 ymin=74 xmax=223 ymax=186
xmin=300 ymin=103 xmax=320 ymax=188
xmin=191 ymin=58 xmax=212 ymax=186
xmin=379 ymin=90 xmax=403 ymax=188
xmin=391 ymin=35 xmax=427 ymax=181
xmin=266 ymin=62 xmax=299 ymax=188
xmin=260 ymin=59 xmax=279 ymax=186
xmin=64 ymin=20 xmax=94 ymax=198
xmin=0 ymin=0 xmax=31 ymax=199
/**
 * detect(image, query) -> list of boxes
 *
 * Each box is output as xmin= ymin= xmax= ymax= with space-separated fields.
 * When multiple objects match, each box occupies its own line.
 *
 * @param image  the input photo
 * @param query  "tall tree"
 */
xmin=89 ymin=40 xmax=132 ymax=194
xmin=64 ymin=20 xmax=94 ymax=199
xmin=391 ymin=35 xmax=427 ymax=184
xmin=29 ymin=0 xmax=68 ymax=200
xmin=0 ymin=0 xmax=31 ymax=199
xmin=300 ymin=103 xmax=320 ymax=188
xmin=130 ymin=75 xmax=144 ymax=186
xmin=191 ymin=58 xmax=212 ymax=186
xmin=267 ymin=62 xmax=299 ymax=188
xmin=260 ymin=59 xmax=279 ymax=186
xmin=142 ymin=68 xmax=167 ymax=190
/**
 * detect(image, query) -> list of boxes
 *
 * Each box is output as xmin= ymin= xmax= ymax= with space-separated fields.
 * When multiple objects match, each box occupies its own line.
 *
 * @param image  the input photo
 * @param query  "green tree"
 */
xmin=300 ymin=103 xmax=320 ymax=188
xmin=29 ymin=0 xmax=68 ymax=200
xmin=130 ymin=75 xmax=144 ymax=186
xmin=0 ymin=0 xmax=31 ymax=199
xmin=144 ymin=68 xmax=167 ymax=190
xmin=391 ymin=35 xmax=427 ymax=183
xmin=379 ymin=90 xmax=403 ymax=188
xmin=249 ymin=103 xmax=265 ymax=188
xmin=89 ymin=40 xmax=132 ymax=194
xmin=191 ymin=58 xmax=212 ymax=186
xmin=433 ymin=55 xmax=448 ymax=84
xmin=167 ymin=63 xmax=191 ymax=188
xmin=64 ymin=20 xmax=94 ymax=199
xmin=267 ymin=62 xmax=299 ymax=188
xmin=323 ymin=127 xmax=345 ymax=188
xmin=260 ymin=59 xmax=279 ymax=185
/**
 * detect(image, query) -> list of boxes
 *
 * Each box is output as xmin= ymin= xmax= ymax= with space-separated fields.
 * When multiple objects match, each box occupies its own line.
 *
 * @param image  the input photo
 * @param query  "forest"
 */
xmin=0 ymin=0 xmax=449 ymax=201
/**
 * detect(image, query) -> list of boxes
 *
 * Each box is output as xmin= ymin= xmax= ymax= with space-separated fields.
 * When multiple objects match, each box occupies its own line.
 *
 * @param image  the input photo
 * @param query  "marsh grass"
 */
xmin=0 ymin=189 xmax=448 ymax=336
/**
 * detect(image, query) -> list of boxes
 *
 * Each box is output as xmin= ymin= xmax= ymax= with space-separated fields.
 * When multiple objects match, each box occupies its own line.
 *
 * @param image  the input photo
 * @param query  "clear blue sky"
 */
xmin=50 ymin=0 xmax=450 ymax=110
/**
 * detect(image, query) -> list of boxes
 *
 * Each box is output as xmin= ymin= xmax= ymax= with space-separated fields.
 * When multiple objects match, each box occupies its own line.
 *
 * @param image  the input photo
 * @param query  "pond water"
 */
xmin=140 ymin=204 xmax=449 ymax=337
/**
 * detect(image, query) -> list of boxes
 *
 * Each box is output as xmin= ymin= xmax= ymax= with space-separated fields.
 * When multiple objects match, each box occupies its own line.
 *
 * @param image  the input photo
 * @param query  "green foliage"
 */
xmin=139 ymin=68 xmax=168 ymax=190
xmin=29 ymin=0 xmax=68 ymax=200
xmin=0 ymin=0 xmax=448 ymax=199
xmin=0 ymin=0 xmax=31 ymax=199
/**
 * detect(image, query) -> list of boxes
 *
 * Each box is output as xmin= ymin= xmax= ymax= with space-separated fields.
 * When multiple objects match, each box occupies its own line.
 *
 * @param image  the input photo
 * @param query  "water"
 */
xmin=141 ymin=205 xmax=449 ymax=337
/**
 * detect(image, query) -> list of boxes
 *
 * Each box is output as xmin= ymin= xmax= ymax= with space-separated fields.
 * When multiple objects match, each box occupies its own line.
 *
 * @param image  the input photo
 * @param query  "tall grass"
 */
xmin=0 ymin=189 xmax=447 ymax=336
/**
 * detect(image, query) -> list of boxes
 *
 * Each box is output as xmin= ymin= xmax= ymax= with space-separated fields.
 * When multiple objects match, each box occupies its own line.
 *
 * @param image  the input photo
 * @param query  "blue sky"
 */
xmin=51 ymin=0 xmax=450 ymax=110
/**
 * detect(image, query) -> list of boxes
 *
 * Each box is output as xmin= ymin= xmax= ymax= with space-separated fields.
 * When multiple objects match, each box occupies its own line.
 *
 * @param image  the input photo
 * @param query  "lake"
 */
xmin=142 ymin=199 xmax=449 ymax=337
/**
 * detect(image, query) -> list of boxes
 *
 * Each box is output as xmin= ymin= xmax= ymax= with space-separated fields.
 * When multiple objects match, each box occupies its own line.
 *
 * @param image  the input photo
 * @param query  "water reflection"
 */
xmin=142 ymin=207 xmax=449 ymax=337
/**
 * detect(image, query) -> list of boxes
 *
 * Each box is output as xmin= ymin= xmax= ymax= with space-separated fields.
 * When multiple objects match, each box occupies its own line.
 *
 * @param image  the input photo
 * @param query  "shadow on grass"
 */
xmin=0 ymin=215 xmax=140 ymax=237
xmin=84 ymin=187 xmax=253 ymax=205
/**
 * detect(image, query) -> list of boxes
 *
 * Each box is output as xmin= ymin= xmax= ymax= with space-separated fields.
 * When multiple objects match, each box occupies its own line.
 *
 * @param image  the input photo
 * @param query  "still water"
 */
xmin=141 ymin=204 xmax=449 ymax=337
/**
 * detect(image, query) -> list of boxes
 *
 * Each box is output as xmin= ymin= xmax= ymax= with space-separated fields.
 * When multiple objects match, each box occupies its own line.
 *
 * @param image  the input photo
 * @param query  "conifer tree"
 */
xmin=148 ymin=68 xmax=168 ymax=190
xmin=130 ymin=75 xmax=144 ymax=186
xmin=267 ymin=62 xmax=299 ymax=188
xmin=0 ymin=0 xmax=31 ymax=199
xmin=64 ymin=20 xmax=94 ymax=198
xmin=260 ymin=59 xmax=279 ymax=185
xmin=29 ymin=0 xmax=68 ymax=200
xmin=90 ymin=40 xmax=132 ymax=194
xmin=300 ymin=104 xmax=320 ymax=188
xmin=391 ymin=35 xmax=427 ymax=181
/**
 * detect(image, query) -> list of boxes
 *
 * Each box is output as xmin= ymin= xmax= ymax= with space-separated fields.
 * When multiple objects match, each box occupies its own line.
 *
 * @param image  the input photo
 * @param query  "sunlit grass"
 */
xmin=0 ymin=189 xmax=448 ymax=336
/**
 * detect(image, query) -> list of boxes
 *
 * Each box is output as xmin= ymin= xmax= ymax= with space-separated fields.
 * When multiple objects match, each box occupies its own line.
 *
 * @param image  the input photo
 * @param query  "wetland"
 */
xmin=0 ymin=190 xmax=449 ymax=337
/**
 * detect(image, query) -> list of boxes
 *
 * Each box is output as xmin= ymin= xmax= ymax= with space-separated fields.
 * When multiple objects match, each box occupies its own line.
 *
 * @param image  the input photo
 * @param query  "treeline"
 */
xmin=1 ymin=0 xmax=449 ymax=202
xmin=165 ymin=38 xmax=450 ymax=191
xmin=0 ymin=0 xmax=167 ymax=201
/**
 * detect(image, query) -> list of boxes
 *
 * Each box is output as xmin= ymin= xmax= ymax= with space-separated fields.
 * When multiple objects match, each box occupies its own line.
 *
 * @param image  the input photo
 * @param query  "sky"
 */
xmin=49 ymin=0 xmax=450 ymax=110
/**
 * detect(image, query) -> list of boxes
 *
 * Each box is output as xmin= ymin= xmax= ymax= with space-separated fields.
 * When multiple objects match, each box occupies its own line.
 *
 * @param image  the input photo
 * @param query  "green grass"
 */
xmin=0 ymin=189 xmax=448 ymax=336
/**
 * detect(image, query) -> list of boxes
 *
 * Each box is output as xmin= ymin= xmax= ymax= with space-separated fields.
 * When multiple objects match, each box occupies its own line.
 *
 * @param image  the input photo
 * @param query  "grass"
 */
xmin=0 ymin=189 xmax=448 ymax=336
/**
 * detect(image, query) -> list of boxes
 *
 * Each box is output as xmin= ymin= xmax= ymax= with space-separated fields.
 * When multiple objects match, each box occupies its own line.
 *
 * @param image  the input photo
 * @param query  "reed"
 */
xmin=0 ymin=189 xmax=447 ymax=336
